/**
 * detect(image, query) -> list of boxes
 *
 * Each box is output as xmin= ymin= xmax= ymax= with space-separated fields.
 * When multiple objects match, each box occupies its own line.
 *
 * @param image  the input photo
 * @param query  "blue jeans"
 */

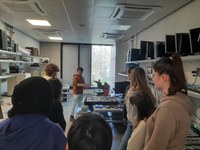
xmin=118 ymin=121 xmax=133 ymax=150
xmin=70 ymin=94 xmax=83 ymax=118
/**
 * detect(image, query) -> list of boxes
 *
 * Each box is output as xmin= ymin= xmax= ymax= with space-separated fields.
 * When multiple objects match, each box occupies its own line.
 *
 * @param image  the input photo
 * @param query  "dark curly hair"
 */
xmin=45 ymin=63 xmax=59 ymax=78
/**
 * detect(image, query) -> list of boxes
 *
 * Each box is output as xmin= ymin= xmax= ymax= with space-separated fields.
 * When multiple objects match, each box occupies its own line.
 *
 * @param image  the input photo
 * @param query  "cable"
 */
xmin=193 ymin=112 xmax=200 ymax=122
xmin=192 ymin=75 xmax=198 ymax=85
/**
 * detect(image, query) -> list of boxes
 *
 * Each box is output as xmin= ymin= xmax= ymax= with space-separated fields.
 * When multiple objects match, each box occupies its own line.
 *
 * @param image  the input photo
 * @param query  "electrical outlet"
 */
xmin=197 ymin=68 xmax=200 ymax=77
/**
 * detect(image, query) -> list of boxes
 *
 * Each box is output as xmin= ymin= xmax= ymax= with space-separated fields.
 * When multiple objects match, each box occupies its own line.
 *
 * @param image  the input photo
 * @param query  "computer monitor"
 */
xmin=147 ymin=42 xmax=154 ymax=59
xmin=176 ymin=33 xmax=192 ymax=56
xmin=129 ymin=48 xmax=145 ymax=61
xmin=140 ymin=41 xmax=148 ymax=58
xmin=189 ymin=27 xmax=200 ymax=55
xmin=0 ymin=29 xmax=8 ymax=50
xmin=156 ymin=41 xmax=166 ymax=57
xmin=114 ymin=81 xmax=130 ymax=98
xmin=165 ymin=35 xmax=176 ymax=55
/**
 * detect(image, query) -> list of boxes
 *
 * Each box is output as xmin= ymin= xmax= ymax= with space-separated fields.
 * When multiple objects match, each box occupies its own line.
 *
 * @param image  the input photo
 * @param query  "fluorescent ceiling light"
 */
xmin=111 ymin=25 xmax=131 ymax=31
xmin=48 ymin=37 xmax=63 ymax=40
xmin=140 ymin=11 xmax=155 ymax=21
xmin=26 ymin=19 xmax=51 ymax=26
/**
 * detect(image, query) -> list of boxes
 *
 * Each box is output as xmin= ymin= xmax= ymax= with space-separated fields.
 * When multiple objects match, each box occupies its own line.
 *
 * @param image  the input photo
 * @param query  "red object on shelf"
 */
xmin=103 ymin=89 xmax=109 ymax=96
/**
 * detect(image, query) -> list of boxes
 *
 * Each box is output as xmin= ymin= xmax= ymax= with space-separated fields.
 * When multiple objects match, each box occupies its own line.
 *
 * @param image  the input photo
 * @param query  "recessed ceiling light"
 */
xmin=48 ymin=37 xmax=63 ymax=40
xmin=26 ymin=19 xmax=51 ymax=26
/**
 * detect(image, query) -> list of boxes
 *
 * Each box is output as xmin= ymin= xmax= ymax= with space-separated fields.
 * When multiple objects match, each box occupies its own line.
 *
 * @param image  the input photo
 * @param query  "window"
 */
xmin=91 ymin=45 xmax=116 ymax=88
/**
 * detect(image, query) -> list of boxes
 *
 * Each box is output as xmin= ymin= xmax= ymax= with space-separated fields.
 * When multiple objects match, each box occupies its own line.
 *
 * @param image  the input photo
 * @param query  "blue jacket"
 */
xmin=0 ymin=114 xmax=67 ymax=150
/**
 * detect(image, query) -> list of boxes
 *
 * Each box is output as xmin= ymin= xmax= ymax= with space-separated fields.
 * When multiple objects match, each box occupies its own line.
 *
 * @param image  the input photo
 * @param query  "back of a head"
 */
xmin=45 ymin=63 xmax=59 ymax=77
xmin=48 ymin=78 xmax=62 ymax=100
xmin=130 ymin=67 xmax=146 ymax=88
xmin=67 ymin=113 xmax=113 ymax=150
xmin=129 ymin=91 xmax=155 ymax=121
xmin=77 ymin=67 xmax=83 ymax=72
xmin=8 ymin=77 xmax=53 ymax=117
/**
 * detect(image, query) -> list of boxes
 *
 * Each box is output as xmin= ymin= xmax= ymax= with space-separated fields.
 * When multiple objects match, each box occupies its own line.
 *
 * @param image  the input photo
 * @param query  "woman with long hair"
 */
xmin=118 ymin=67 xmax=155 ymax=150
xmin=127 ymin=91 xmax=155 ymax=150
xmin=144 ymin=53 xmax=193 ymax=150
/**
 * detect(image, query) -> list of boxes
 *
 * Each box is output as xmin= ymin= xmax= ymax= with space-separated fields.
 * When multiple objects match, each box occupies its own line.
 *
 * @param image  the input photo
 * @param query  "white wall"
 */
xmin=0 ymin=20 xmax=39 ymax=49
xmin=40 ymin=42 xmax=61 ymax=78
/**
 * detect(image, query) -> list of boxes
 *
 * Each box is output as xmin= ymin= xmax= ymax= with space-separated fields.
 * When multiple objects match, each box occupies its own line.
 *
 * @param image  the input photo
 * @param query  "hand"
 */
xmin=84 ymin=84 xmax=90 ymax=88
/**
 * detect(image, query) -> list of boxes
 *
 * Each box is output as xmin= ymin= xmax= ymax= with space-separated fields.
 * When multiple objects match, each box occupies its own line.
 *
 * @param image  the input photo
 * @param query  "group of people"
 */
xmin=0 ymin=53 xmax=193 ymax=150
xmin=118 ymin=53 xmax=193 ymax=150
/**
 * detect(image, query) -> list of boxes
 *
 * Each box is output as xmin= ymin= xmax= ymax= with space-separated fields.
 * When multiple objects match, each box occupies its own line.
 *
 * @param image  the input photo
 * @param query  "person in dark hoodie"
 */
xmin=0 ymin=77 xmax=67 ymax=150
xmin=144 ymin=53 xmax=193 ymax=150
xmin=48 ymin=78 xmax=66 ymax=131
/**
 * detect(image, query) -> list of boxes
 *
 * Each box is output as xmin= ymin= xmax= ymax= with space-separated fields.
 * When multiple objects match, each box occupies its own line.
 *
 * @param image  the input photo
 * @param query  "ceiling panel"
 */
xmin=93 ymin=6 xmax=115 ymax=17
xmin=0 ymin=0 xmax=193 ymax=44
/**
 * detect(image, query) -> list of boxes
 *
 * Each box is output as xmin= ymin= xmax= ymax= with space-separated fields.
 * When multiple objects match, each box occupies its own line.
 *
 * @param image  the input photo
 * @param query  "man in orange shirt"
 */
xmin=70 ymin=67 xmax=90 ymax=122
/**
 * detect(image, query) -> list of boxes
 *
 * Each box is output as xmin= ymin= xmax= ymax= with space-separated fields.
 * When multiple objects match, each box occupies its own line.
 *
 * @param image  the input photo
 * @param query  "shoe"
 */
xmin=70 ymin=115 xmax=75 ymax=122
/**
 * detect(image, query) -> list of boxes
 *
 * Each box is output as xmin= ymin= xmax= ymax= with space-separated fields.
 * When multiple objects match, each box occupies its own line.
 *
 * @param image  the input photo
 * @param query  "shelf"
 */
xmin=188 ymin=90 xmax=200 ymax=100
xmin=0 ymin=49 xmax=49 ymax=61
xmin=0 ymin=59 xmax=33 ymax=64
xmin=0 ymin=74 xmax=19 ymax=79
xmin=117 ymin=72 xmax=128 ymax=77
xmin=126 ymin=59 xmax=156 ymax=64
xmin=181 ymin=55 xmax=200 ymax=62
xmin=0 ymin=49 xmax=21 ymax=56
xmin=126 ymin=55 xmax=200 ymax=64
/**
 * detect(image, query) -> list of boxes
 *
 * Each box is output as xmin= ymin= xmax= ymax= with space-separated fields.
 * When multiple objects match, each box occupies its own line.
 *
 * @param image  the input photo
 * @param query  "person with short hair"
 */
xmin=144 ymin=53 xmax=193 ymax=150
xmin=70 ymin=67 xmax=90 ymax=122
xmin=48 ymin=78 xmax=66 ymax=131
xmin=0 ymin=77 xmax=67 ymax=150
xmin=66 ymin=113 xmax=113 ymax=150
xmin=127 ymin=91 xmax=155 ymax=150
xmin=44 ymin=63 xmax=59 ymax=80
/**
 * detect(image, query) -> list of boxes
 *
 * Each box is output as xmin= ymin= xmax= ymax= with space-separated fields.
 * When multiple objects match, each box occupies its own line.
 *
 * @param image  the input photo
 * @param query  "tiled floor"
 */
xmin=62 ymin=97 xmax=126 ymax=150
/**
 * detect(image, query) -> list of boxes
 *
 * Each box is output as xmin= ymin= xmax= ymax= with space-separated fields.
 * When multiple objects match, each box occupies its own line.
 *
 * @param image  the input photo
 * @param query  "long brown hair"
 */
xmin=129 ymin=67 xmax=155 ymax=103
xmin=153 ymin=53 xmax=187 ymax=96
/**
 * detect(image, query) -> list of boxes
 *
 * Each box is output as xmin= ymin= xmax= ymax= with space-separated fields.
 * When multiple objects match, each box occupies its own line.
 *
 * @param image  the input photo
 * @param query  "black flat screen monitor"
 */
xmin=156 ymin=41 xmax=166 ymax=57
xmin=165 ymin=35 xmax=176 ymax=55
xmin=189 ymin=27 xmax=200 ymax=55
xmin=176 ymin=33 xmax=191 ymax=56
xmin=129 ymin=48 xmax=145 ymax=61
xmin=140 ymin=41 xmax=148 ymax=58
xmin=114 ymin=81 xmax=130 ymax=98
xmin=147 ymin=42 xmax=154 ymax=59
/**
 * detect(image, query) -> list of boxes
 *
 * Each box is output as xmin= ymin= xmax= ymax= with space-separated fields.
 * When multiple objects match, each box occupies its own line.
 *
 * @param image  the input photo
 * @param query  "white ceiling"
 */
xmin=0 ymin=0 xmax=192 ymax=44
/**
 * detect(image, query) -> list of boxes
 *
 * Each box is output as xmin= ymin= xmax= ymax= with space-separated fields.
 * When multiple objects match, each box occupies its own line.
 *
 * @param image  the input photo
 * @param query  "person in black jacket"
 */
xmin=48 ymin=78 xmax=66 ymax=131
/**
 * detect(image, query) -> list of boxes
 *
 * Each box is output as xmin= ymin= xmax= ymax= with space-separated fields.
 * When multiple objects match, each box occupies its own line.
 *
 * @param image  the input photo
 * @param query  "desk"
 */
xmin=84 ymin=96 xmax=124 ymax=123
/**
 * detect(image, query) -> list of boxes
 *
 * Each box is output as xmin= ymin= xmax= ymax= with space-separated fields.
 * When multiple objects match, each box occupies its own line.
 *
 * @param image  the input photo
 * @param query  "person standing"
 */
xmin=48 ymin=78 xmax=66 ymax=131
xmin=127 ymin=91 xmax=155 ymax=150
xmin=118 ymin=67 xmax=155 ymax=150
xmin=0 ymin=77 xmax=67 ymax=150
xmin=43 ymin=63 xmax=59 ymax=80
xmin=70 ymin=67 xmax=90 ymax=122
xmin=144 ymin=53 xmax=193 ymax=150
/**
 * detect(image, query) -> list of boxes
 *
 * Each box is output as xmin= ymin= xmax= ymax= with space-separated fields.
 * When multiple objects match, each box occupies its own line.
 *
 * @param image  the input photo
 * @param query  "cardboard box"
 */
xmin=25 ymin=47 xmax=39 ymax=56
